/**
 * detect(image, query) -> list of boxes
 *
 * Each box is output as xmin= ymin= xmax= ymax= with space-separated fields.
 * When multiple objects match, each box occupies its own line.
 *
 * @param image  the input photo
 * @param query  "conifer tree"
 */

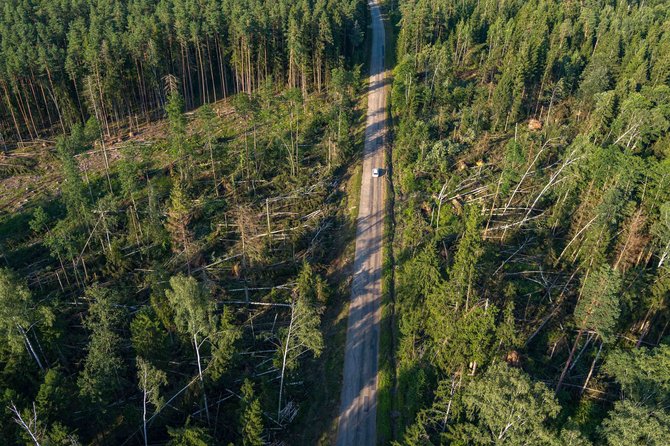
xmin=78 ymin=286 xmax=126 ymax=408
xmin=557 ymin=265 xmax=622 ymax=392
xmin=239 ymin=379 xmax=264 ymax=446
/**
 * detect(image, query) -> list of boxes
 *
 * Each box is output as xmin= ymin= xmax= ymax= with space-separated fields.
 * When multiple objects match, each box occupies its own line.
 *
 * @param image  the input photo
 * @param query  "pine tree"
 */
xmin=56 ymin=129 xmax=89 ymax=223
xmin=556 ymin=265 xmax=622 ymax=392
xmin=166 ymin=178 xmax=195 ymax=269
xmin=239 ymin=379 xmax=264 ymax=446
xmin=78 ymin=286 xmax=126 ymax=407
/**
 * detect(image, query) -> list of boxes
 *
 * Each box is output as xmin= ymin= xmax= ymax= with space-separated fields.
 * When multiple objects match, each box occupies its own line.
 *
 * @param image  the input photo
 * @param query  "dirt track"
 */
xmin=335 ymin=1 xmax=387 ymax=444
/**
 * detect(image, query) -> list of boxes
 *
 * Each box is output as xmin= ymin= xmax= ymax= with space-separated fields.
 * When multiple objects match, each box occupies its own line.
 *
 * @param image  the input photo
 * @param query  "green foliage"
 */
xmin=447 ymin=205 xmax=483 ymax=310
xmin=136 ymin=356 xmax=167 ymax=411
xmin=118 ymin=144 xmax=142 ymax=200
xmin=165 ymin=274 xmax=240 ymax=379
xmin=167 ymin=425 xmax=214 ymax=446
xmin=600 ymin=401 xmax=670 ymax=446
xmin=77 ymin=286 xmax=126 ymax=406
xmin=0 ymin=0 xmax=367 ymax=141
xmin=389 ymin=0 xmax=670 ymax=443
xmin=574 ymin=265 xmax=622 ymax=342
xmin=0 ymin=1 xmax=365 ymax=441
xmin=56 ymin=130 xmax=89 ymax=222
xmin=36 ymin=369 xmax=72 ymax=424
xmin=131 ymin=307 xmax=170 ymax=363
xmin=450 ymin=363 xmax=560 ymax=445
xmin=603 ymin=344 xmax=670 ymax=406
xmin=165 ymin=275 xmax=215 ymax=340
xmin=276 ymin=268 xmax=326 ymax=372
xmin=83 ymin=116 xmax=100 ymax=144
xmin=295 ymin=261 xmax=329 ymax=304
xmin=239 ymin=379 xmax=264 ymax=446
xmin=0 ymin=267 xmax=53 ymax=357
xmin=166 ymin=178 xmax=194 ymax=258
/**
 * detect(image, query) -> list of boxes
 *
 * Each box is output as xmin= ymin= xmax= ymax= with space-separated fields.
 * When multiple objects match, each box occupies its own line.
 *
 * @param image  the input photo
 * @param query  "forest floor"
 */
xmin=0 ymin=102 xmax=243 ymax=213
xmin=0 ymin=119 xmax=158 ymax=213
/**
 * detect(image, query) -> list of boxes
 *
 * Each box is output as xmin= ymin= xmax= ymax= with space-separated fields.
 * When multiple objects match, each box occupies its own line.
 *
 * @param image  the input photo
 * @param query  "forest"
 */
xmin=0 ymin=0 xmax=366 ymax=145
xmin=0 ymin=0 xmax=368 ymax=445
xmin=381 ymin=0 xmax=670 ymax=444
xmin=3 ymin=0 xmax=670 ymax=444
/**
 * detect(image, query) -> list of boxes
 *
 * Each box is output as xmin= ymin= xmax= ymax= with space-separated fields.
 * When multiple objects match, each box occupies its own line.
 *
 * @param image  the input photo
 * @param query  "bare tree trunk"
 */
xmin=581 ymin=341 xmax=602 ymax=395
xmin=636 ymin=306 xmax=656 ymax=347
xmin=3 ymin=82 xmax=24 ymax=143
xmin=207 ymin=137 xmax=218 ymax=197
xmin=10 ymin=402 xmax=41 ymax=446
xmin=556 ymin=329 xmax=583 ymax=393
xmin=142 ymin=368 xmax=148 ymax=446
xmin=278 ymin=302 xmax=295 ymax=421
xmin=193 ymin=333 xmax=210 ymax=424
xmin=266 ymin=198 xmax=272 ymax=246
xmin=18 ymin=325 xmax=44 ymax=371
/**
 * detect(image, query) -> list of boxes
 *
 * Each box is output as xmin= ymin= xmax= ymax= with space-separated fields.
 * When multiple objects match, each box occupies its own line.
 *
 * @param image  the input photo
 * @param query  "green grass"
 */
xmin=348 ymin=164 xmax=363 ymax=219
xmin=377 ymin=147 xmax=397 ymax=445
xmin=377 ymin=1 xmax=399 ymax=443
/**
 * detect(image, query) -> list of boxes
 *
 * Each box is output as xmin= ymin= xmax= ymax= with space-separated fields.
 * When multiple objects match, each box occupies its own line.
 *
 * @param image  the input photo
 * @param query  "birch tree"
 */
xmin=136 ymin=357 xmax=167 ymax=446
xmin=165 ymin=274 xmax=239 ymax=423
xmin=0 ymin=268 xmax=53 ymax=371
xmin=275 ymin=263 xmax=324 ymax=421
xmin=451 ymin=363 xmax=560 ymax=445
xmin=601 ymin=401 xmax=670 ymax=446
xmin=165 ymin=274 xmax=214 ymax=423
xmin=603 ymin=344 xmax=670 ymax=406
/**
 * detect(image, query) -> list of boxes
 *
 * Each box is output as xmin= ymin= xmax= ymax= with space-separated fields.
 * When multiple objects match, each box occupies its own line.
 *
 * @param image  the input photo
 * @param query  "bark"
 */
xmin=556 ymin=328 xmax=583 ymax=393
xmin=142 ymin=368 xmax=148 ymax=446
xmin=10 ymin=402 xmax=41 ymax=446
xmin=277 ymin=301 xmax=295 ymax=421
xmin=18 ymin=325 xmax=44 ymax=371
xmin=581 ymin=341 xmax=602 ymax=395
xmin=194 ymin=333 xmax=211 ymax=425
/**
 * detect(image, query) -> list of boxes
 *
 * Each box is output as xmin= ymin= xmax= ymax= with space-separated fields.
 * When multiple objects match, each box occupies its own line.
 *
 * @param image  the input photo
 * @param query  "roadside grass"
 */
xmin=377 ymin=1 xmax=399 ymax=444
xmin=377 ymin=170 xmax=396 ymax=445
xmin=348 ymin=163 xmax=363 ymax=220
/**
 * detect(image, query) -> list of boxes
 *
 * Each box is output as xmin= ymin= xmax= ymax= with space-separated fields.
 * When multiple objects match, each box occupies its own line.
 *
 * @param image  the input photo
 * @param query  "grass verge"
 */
xmin=377 ymin=1 xmax=398 ymax=444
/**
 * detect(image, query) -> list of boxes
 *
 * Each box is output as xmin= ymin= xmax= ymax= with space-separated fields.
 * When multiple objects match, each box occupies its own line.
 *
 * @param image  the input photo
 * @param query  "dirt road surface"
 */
xmin=335 ymin=1 xmax=387 ymax=444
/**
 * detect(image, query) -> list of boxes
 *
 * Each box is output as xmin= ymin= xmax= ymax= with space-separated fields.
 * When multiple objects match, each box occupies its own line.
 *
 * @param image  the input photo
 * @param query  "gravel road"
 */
xmin=335 ymin=1 xmax=387 ymax=444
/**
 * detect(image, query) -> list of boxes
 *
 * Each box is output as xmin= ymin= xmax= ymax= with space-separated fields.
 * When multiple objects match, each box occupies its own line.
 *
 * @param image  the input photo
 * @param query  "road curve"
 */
xmin=336 ymin=1 xmax=387 ymax=445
